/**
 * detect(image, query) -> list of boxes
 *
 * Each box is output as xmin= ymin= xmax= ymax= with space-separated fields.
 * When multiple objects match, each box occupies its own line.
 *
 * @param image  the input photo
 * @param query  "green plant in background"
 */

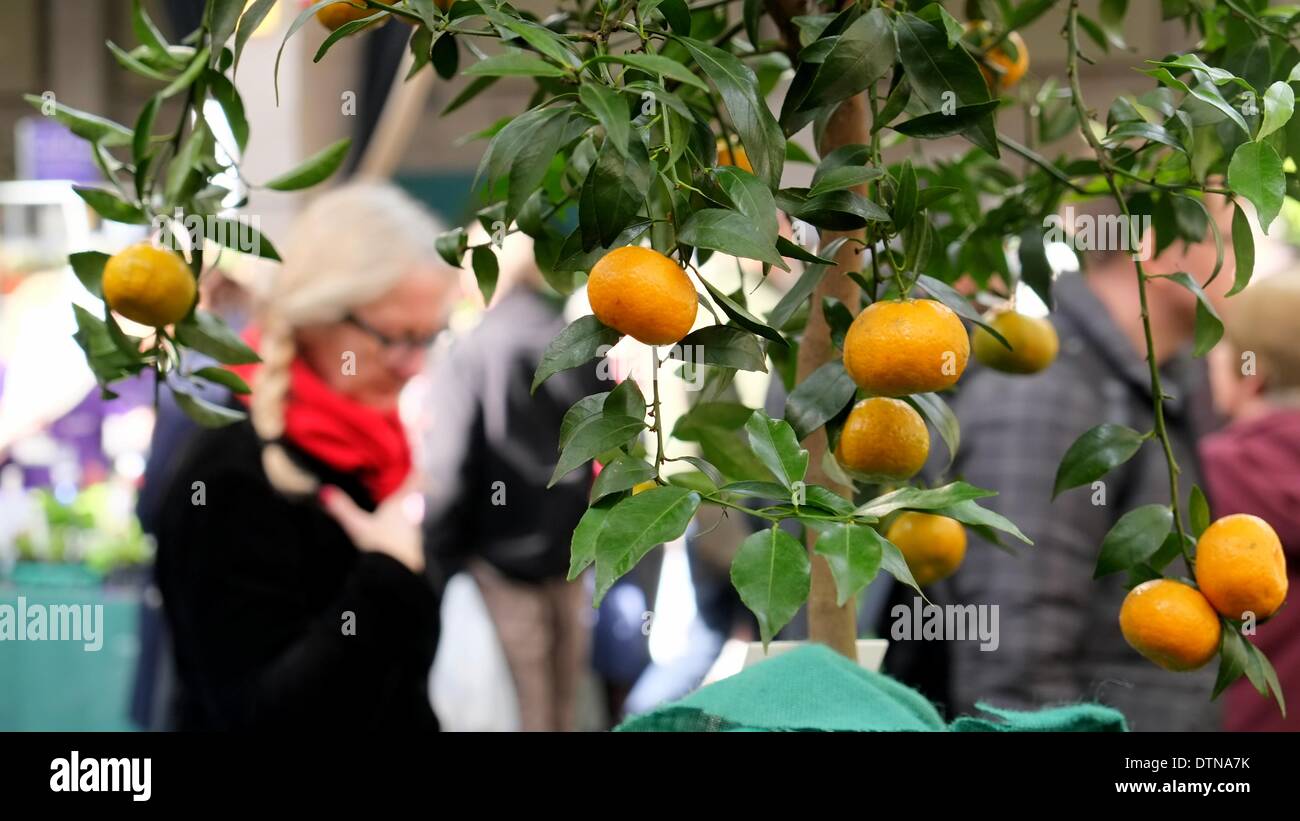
xmin=40 ymin=0 xmax=1299 ymax=713
xmin=13 ymin=485 xmax=154 ymax=575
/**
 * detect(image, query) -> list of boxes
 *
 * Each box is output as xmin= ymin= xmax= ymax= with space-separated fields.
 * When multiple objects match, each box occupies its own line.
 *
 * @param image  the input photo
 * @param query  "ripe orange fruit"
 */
xmin=1119 ymin=579 xmax=1222 ymax=672
xmin=971 ymin=310 xmax=1059 ymax=374
xmin=885 ymin=512 xmax=967 ymax=586
xmin=316 ymin=1 xmax=376 ymax=31
xmin=843 ymin=299 xmax=969 ymax=396
xmin=835 ymin=397 xmax=930 ymax=481
xmin=102 ymin=243 xmax=196 ymax=328
xmin=1194 ymin=514 xmax=1288 ymax=620
xmin=587 ymin=246 xmax=698 ymax=345
xmin=717 ymin=139 xmax=753 ymax=173
xmin=967 ymin=22 xmax=1029 ymax=91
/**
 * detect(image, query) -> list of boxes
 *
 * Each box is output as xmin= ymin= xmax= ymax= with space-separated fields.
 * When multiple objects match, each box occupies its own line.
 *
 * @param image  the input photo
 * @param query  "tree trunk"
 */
xmin=797 ymin=92 xmax=869 ymax=660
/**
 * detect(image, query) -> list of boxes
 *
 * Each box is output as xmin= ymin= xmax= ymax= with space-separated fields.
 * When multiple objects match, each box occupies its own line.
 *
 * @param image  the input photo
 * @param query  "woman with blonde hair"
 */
xmin=150 ymin=183 xmax=459 ymax=730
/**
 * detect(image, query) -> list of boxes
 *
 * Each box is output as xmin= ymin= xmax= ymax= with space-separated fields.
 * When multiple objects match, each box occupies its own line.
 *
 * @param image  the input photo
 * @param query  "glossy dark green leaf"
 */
xmin=1228 ymin=141 xmax=1284 ymax=233
xmin=431 ymin=30 xmax=460 ymax=79
xmin=72 ymin=187 xmax=148 ymax=225
xmin=580 ymin=139 xmax=652 ymax=250
xmin=895 ymin=13 xmax=997 ymax=156
xmin=906 ymin=392 xmax=959 ymax=472
xmin=679 ymin=209 xmax=787 ymax=269
xmin=1053 ymin=423 xmax=1146 ymax=498
xmin=69 ymin=251 xmax=109 ymax=299
xmin=471 ymin=245 xmax=499 ymax=304
xmin=1243 ymin=640 xmax=1287 ymax=716
xmin=814 ymin=523 xmax=884 ymax=606
xmin=785 ymin=360 xmax=856 ymax=442
xmin=1214 ymin=625 xmax=1250 ymax=699
xmin=879 ymin=532 xmax=925 ymax=597
xmin=914 ymin=274 xmax=1009 ymax=349
xmin=532 ymin=315 xmax=620 ymax=393
xmin=174 ymin=311 xmax=260 ymax=365
xmin=731 ymin=526 xmax=811 ymax=646
xmin=670 ymin=325 xmax=767 ymax=372
xmin=933 ymin=499 xmax=1032 ymax=545
xmin=580 ymin=82 xmax=631 ymax=156
xmin=435 ymin=227 xmax=468 ymax=268
xmin=744 ymin=411 xmax=809 ymax=490
xmin=464 ymin=50 xmax=568 ymax=78
xmin=856 ymin=482 xmax=996 ymax=519
xmin=1095 ymin=504 xmax=1173 ymax=578
xmin=588 ymin=53 xmax=709 ymax=92
xmin=263 ymin=138 xmax=352 ymax=191
xmin=23 ymin=95 xmax=133 ymax=146
xmin=1164 ymin=271 xmax=1224 ymax=357
xmin=695 ymin=275 xmax=787 ymax=344
xmin=821 ymin=296 xmax=853 ymax=350
xmin=678 ymin=37 xmax=785 ymax=188
xmin=893 ymin=160 xmax=918 ymax=232
xmin=1227 ymin=201 xmax=1255 ymax=297
xmin=590 ymin=454 xmax=656 ymax=504
xmin=797 ymin=8 xmax=895 ymax=113
xmin=550 ymin=414 xmax=645 ymax=488
xmin=595 ymin=486 xmax=701 ymax=605
xmin=568 ymin=498 xmax=614 ymax=580
xmin=891 ymin=100 xmax=1001 ymax=139
xmin=206 ymin=72 xmax=249 ymax=153
xmin=1189 ymin=484 xmax=1211 ymax=539
xmin=234 ymin=0 xmax=277 ymax=72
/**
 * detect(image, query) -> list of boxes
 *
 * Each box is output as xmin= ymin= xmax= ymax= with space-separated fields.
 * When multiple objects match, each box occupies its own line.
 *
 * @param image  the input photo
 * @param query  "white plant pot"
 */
xmin=702 ymin=638 xmax=889 ymax=685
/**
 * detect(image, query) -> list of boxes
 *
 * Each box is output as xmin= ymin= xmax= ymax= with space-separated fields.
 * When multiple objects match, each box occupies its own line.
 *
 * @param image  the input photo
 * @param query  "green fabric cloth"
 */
xmin=615 ymin=645 xmax=1127 ymax=733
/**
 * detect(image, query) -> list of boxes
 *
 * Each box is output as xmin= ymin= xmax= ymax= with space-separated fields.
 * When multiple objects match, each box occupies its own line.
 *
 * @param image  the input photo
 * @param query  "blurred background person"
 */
xmin=148 ymin=183 xmax=458 ymax=730
xmin=882 ymin=196 xmax=1232 ymax=731
xmin=419 ymin=225 xmax=603 ymax=731
xmin=1203 ymin=268 xmax=1300 ymax=732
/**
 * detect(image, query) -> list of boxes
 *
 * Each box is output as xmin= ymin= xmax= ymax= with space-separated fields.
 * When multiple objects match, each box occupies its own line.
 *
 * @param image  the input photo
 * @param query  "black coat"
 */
xmin=150 ymin=413 xmax=440 ymax=731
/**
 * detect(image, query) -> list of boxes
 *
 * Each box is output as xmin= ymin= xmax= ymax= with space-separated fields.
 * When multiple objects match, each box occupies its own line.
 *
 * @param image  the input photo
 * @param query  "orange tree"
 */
xmin=35 ymin=0 xmax=1295 ymax=712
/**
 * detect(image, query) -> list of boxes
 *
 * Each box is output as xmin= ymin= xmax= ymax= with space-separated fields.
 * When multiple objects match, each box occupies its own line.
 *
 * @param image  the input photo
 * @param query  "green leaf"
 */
xmin=191 ymin=365 xmax=251 ymax=395
xmin=533 ymin=315 xmax=620 ymax=393
xmin=891 ymin=100 xmax=1001 ymax=139
xmin=1103 ymin=121 xmax=1187 ymax=154
xmin=784 ymin=360 xmax=855 ymax=442
xmin=1189 ymin=484 xmax=1211 ymax=539
xmin=906 ymin=392 xmax=959 ymax=472
xmin=23 ymin=94 xmax=133 ymax=146
xmin=797 ymin=8 xmax=895 ymax=113
xmin=1244 ymin=641 xmax=1287 ymax=717
xmin=1144 ymin=68 xmax=1251 ymax=136
xmin=678 ymin=37 xmax=785 ymax=188
xmin=549 ymin=414 xmax=645 ymax=488
xmin=731 ymin=526 xmax=811 ymax=646
xmin=590 ymin=455 xmax=656 ymax=504
xmin=107 ymin=40 xmax=174 ymax=81
xmin=69 ymin=251 xmax=109 ymax=299
xmin=204 ymin=216 xmax=281 ymax=261
xmin=744 ymin=411 xmax=809 ymax=490
xmin=568 ymin=498 xmax=614 ymax=580
xmin=1053 ymin=423 xmax=1146 ymax=498
xmin=471 ymin=245 xmax=499 ymax=304
xmin=444 ymin=75 xmax=498 ymax=115
xmin=206 ymin=72 xmax=249 ymax=153
xmin=933 ymin=499 xmax=1033 ymax=545
xmin=174 ymin=310 xmax=261 ymax=365
xmin=680 ymin=209 xmax=787 ymax=270
xmin=595 ymin=486 xmax=701 ymax=605
xmin=1213 ymin=626 xmax=1250 ymax=699
xmin=483 ymin=6 xmax=578 ymax=66
xmin=433 ymin=30 xmax=462 ymax=79
xmin=1259 ymin=81 xmax=1295 ymax=140
xmin=173 ymin=389 xmax=245 ymax=428
xmin=715 ymin=166 xmax=779 ymax=241
xmin=807 ymin=166 xmax=883 ymax=198
xmin=855 ymin=482 xmax=996 ymax=519
xmin=159 ymin=45 xmax=210 ymax=99
xmin=205 ymin=0 xmax=246 ymax=59
xmin=1162 ymin=272 xmax=1223 ymax=357
xmin=435 ymin=227 xmax=468 ymax=268
xmin=670 ymin=325 xmax=767 ymax=372
xmin=878 ymin=533 xmax=926 ymax=597
xmin=1228 ymin=141 xmax=1285 ymax=233
xmin=821 ymin=296 xmax=853 ymax=350
xmin=767 ymin=240 xmax=847 ymax=328
xmin=780 ymin=188 xmax=891 ymax=230
xmin=1094 ymin=504 xmax=1173 ymax=578
xmin=895 ymin=13 xmax=997 ymax=156
xmin=263 ymin=138 xmax=352 ymax=191
xmin=1227 ymin=201 xmax=1255 ymax=297
xmin=464 ymin=50 xmax=568 ymax=78
xmin=580 ymin=138 xmax=652 ymax=250
xmin=695 ymin=275 xmax=786 ymax=345
xmin=603 ymin=378 xmax=647 ymax=420
xmin=72 ymin=187 xmax=148 ymax=225
xmin=580 ymin=82 xmax=631 ymax=156
xmin=132 ymin=0 xmax=179 ymax=64
xmin=588 ymin=53 xmax=710 ymax=92
xmin=132 ymin=94 xmax=161 ymax=171
xmin=813 ymin=523 xmax=884 ymax=607
xmin=234 ymin=0 xmax=277 ymax=72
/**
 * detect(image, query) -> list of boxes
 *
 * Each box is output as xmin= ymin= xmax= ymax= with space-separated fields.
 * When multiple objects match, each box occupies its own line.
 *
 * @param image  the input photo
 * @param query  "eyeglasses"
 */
xmin=343 ymin=313 xmax=440 ymax=354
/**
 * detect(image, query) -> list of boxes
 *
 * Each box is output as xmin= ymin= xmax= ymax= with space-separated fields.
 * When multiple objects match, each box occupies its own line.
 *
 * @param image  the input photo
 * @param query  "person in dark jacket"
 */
xmin=420 ymin=229 xmax=605 ymax=731
xmin=150 ymin=183 xmax=458 ymax=730
xmin=1203 ymin=268 xmax=1300 ymax=731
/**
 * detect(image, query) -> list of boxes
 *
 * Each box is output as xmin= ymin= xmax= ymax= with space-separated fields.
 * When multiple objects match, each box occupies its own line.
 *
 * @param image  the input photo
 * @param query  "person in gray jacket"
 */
xmin=883 ymin=199 xmax=1231 ymax=731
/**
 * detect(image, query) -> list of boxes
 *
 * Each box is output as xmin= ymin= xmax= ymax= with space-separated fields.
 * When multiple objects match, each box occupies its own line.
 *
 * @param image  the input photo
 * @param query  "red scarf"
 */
xmin=230 ymin=327 xmax=412 ymax=502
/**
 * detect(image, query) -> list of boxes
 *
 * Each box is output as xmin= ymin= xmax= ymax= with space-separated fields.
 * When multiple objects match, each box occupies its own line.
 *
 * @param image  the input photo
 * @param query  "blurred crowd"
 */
xmin=2 ymin=182 xmax=1298 ymax=732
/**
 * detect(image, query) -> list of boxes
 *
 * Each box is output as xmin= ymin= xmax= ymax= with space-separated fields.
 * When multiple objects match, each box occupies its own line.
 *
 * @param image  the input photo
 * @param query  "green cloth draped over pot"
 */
xmin=614 ymin=645 xmax=1128 ymax=732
